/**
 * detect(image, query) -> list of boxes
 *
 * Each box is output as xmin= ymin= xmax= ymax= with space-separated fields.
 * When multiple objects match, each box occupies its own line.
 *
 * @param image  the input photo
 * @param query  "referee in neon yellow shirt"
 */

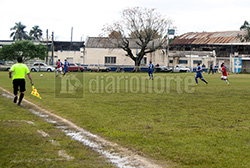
xmin=9 ymin=57 xmax=33 ymax=106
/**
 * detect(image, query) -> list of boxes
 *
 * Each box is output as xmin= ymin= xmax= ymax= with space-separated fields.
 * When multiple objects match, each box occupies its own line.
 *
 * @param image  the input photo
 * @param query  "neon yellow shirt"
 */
xmin=10 ymin=63 xmax=30 ymax=80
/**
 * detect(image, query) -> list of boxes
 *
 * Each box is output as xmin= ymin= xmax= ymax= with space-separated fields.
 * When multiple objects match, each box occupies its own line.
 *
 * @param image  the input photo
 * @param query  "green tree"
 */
xmin=102 ymin=7 xmax=172 ymax=68
xmin=10 ymin=22 xmax=29 ymax=41
xmin=238 ymin=21 xmax=250 ymax=42
xmin=29 ymin=25 xmax=43 ymax=41
xmin=0 ymin=41 xmax=46 ymax=62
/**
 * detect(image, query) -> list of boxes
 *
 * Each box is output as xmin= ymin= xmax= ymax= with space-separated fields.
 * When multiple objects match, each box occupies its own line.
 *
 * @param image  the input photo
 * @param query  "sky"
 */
xmin=0 ymin=0 xmax=249 ymax=41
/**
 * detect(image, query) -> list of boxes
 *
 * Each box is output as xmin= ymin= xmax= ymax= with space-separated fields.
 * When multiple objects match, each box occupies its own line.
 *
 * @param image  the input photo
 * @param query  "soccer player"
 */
xmin=195 ymin=63 xmax=208 ymax=85
xmin=221 ymin=63 xmax=230 ymax=85
xmin=56 ymin=59 xmax=63 ymax=77
xmin=63 ymin=59 xmax=70 ymax=76
xmin=9 ymin=57 xmax=34 ymax=106
xmin=148 ymin=61 xmax=154 ymax=80
xmin=208 ymin=64 xmax=214 ymax=74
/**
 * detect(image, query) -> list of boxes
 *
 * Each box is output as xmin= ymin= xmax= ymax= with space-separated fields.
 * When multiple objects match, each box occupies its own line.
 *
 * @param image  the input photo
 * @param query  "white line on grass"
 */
xmin=1 ymin=86 xmax=164 ymax=168
xmin=1 ymin=120 xmax=35 ymax=125
xmin=37 ymin=130 xmax=50 ymax=137
xmin=1 ymin=119 xmax=75 ymax=163
xmin=58 ymin=150 xmax=75 ymax=160
xmin=49 ymin=139 xmax=61 ymax=146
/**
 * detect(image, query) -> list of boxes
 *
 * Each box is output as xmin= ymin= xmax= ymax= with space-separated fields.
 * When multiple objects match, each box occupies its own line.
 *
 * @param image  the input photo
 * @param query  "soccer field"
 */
xmin=1 ymin=71 xmax=250 ymax=167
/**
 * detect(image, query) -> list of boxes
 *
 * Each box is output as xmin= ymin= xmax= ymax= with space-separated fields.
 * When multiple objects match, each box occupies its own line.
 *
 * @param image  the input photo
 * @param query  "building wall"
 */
xmin=54 ymin=50 xmax=83 ymax=64
xmin=84 ymin=48 xmax=167 ymax=66
xmin=46 ymin=47 xmax=219 ymax=70
xmin=84 ymin=48 xmax=134 ymax=65
xmin=168 ymin=55 xmax=216 ymax=69
xmin=242 ymin=60 xmax=250 ymax=73
xmin=84 ymin=48 xmax=217 ymax=68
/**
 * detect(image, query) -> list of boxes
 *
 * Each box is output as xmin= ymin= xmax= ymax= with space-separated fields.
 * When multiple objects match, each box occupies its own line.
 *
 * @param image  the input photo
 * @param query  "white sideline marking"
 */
xmin=23 ymin=120 xmax=35 ymax=125
xmin=11 ymin=158 xmax=66 ymax=163
xmin=1 ymin=87 xmax=163 ymax=168
xmin=1 ymin=120 xmax=35 ymax=125
xmin=37 ymin=130 xmax=50 ymax=137
xmin=49 ymin=140 xmax=61 ymax=146
xmin=58 ymin=150 xmax=75 ymax=160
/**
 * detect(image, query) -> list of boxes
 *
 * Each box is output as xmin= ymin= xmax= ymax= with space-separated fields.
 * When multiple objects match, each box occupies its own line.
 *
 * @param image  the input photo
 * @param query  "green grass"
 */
xmin=0 ymin=89 xmax=116 ymax=168
xmin=1 ymin=71 xmax=250 ymax=167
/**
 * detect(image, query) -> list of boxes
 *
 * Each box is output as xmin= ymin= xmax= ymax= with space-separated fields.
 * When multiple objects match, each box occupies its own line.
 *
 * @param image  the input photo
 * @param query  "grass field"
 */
xmin=1 ymin=71 xmax=250 ymax=167
xmin=0 ymin=89 xmax=116 ymax=167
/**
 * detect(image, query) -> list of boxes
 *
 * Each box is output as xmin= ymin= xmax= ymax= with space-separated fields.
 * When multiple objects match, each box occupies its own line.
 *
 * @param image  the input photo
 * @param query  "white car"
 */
xmin=0 ymin=64 xmax=10 ymax=71
xmin=173 ymin=65 xmax=190 ymax=72
xmin=30 ymin=62 xmax=55 ymax=72
xmin=155 ymin=65 xmax=172 ymax=72
xmin=87 ymin=64 xmax=111 ymax=72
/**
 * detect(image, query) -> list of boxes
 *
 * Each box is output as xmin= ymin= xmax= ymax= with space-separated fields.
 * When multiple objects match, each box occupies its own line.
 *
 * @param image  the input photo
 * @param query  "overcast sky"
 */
xmin=0 ymin=0 xmax=249 ymax=41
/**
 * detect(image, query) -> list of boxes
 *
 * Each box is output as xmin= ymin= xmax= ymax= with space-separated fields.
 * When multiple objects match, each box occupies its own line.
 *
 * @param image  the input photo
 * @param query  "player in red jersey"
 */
xmin=221 ymin=63 xmax=229 ymax=85
xmin=56 ymin=59 xmax=63 ymax=77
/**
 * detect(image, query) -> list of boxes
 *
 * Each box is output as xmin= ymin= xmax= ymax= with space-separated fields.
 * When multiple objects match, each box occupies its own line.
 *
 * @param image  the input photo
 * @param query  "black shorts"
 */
xmin=13 ymin=79 xmax=26 ymax=93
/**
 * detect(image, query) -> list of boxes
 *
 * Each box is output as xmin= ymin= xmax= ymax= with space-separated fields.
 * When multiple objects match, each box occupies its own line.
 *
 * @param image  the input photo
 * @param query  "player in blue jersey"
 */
xmin=148 ymin=61 xmax=154 ymax=80
xmin=195 ymin=63 xmax=208 ymax=85
xmin=63 ymin=59 xmax=70 ymax=76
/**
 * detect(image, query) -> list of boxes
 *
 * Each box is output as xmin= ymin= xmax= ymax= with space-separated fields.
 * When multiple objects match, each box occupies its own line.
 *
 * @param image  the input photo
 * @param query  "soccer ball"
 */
xmin=40 ymin=74 xmax=43 ymax=77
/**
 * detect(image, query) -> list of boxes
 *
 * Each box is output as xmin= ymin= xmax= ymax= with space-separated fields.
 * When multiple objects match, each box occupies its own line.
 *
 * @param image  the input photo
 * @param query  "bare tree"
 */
xmin=102 ymin=7 xmax=172 ymax=69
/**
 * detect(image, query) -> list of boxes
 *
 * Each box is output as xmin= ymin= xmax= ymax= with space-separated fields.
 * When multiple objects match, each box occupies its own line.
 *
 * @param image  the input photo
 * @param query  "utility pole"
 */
xmin=167 ymin=34 xmax=169 ymax=67
xmin=51 ymin=32 xmax=54 ymax=65
xmin=190 ymin=44 xmax=192 ymax=72
xmin=71 ymin=27 xmax=73 ymax=42
xmin=70 ymin=27 xmax=73 ymax=50
xmin=46 ymin=29 xmax=48 ymax=64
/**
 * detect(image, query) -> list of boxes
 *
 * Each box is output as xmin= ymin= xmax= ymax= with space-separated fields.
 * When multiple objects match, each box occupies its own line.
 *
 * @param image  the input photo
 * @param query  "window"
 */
xmin=105 ymin=56 xmax=116 ymax=64
xmin=178 ymin=60 xmax=188 ymax=64
xmin=169 ymin=60 xmax=173 ymax=64
xmin=193 ymin=60 xmax=202 ymax=64
xmin=140 ymin=57 xmax=147 ymax=65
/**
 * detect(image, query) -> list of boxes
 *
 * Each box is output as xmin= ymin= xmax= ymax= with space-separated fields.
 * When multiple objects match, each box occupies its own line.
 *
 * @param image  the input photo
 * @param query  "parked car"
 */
xmin=87 ymin=64 xmax=111 ymax=72
xmin=30 ymin=62 xmax=55 ymax=72
xmin=65 ymin=63 xmax=84 ymax=72
xmin=173 ymin=65 xmax=190 ymax=72
xmin=0 ymin=61 xmax=5 ymax=65
xmin=155 ymin=65 xmax=172 ymax=72
xmin=0 ymin=64 xmax=10 ymax=71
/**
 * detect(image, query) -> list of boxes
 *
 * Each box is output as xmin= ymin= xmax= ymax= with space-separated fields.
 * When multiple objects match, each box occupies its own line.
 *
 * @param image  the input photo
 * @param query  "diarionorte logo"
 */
xmin=55 ymin=73 xmax=84 ymax=98
xmin=88 ymin=75 xmax=195 ymax=94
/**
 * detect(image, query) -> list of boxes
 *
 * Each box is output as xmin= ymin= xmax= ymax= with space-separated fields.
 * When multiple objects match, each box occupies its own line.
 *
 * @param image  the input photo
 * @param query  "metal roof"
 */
xmin=171 ymin=31 xmax=246 ymax=45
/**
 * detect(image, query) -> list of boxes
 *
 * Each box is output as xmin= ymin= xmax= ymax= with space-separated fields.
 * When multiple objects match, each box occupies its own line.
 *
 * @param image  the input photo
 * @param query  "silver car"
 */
xmin=0 ymin=65 xmax=10 ymax=71
xmin=173 ymin=65 xmax=190 ymax=72
xmin=30 ymin=62 xmax=55 ymax=72
xmin=87 ymin=64 xmax=111 ymax=72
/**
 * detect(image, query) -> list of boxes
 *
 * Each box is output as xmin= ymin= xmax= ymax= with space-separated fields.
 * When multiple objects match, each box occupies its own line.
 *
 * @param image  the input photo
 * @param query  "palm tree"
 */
xmin=29 ymin=25 xmax=43 ymax=41
xmin=238 ymin=21 xmax=250 ymax=42
xmin=10 ymin=22 xmax=29 ymax=41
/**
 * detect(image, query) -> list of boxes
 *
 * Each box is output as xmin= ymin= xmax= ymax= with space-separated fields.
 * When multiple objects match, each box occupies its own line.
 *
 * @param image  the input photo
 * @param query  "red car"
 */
xmin=63 ymin=63 xmax=84 ymax=72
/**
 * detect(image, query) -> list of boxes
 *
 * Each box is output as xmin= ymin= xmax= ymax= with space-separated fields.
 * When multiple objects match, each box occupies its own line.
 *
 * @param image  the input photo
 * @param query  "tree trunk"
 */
xmin=133 ymin=61 xmax=141 ymax=72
